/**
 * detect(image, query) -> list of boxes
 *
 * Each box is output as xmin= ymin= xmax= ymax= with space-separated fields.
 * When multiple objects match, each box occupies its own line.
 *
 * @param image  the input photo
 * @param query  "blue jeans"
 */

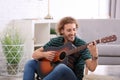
xmin=23 ymin=59 xmax=78 ymax=80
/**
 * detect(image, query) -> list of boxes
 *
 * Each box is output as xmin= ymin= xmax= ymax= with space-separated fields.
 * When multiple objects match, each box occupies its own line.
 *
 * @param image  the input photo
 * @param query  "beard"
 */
xmin=64 ymin=34 xmax=76 ymax=42
xmin=68 ymin=36 xmax=75 ymax=42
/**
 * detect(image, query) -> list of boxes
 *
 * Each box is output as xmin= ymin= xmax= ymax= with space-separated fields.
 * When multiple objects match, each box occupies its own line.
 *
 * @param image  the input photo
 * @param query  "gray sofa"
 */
xmin=77 ymin=19 xmax=120 ymax=65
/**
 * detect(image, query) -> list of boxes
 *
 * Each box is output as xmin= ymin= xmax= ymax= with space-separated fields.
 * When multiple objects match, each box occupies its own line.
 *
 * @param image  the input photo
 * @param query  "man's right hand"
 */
xmin=43 ymin=51 xmax=56 ymax=61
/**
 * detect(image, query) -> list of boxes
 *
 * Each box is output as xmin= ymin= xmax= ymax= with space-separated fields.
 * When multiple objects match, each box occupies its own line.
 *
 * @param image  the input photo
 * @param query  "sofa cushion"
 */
xmin=97 ymin=44 xmax=120 ymax=57
xmin=98 ymin=57 xmax=120 ymax=65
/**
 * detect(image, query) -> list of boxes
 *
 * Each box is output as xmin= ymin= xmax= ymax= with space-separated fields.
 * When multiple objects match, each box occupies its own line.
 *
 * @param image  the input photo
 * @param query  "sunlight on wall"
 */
xmin=50 ymin=0 xmax=110 ymax=19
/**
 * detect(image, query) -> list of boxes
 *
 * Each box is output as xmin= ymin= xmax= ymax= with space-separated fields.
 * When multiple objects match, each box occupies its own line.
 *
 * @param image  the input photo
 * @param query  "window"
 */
xmin=50 ymin=0 xmax=110 ymax=19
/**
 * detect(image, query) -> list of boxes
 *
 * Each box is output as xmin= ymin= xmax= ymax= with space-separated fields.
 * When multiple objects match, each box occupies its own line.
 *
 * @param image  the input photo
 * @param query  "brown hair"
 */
xmin=56 ymin=16 xmax=79 ymax=35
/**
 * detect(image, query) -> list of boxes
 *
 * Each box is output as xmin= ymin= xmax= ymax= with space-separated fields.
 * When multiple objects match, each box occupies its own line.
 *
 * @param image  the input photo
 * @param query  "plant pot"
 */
xmin=2 ymin=45 xmax=24 ymax=75
xmin=7 ymin=63 xmax=18 ymax=75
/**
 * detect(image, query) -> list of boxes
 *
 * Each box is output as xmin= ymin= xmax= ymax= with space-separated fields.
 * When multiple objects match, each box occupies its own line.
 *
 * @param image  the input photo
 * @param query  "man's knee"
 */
xmin=24 ymin=59 xmax=37 ymax=68
xmin=56 ymin=64 xmax=69 ymax=71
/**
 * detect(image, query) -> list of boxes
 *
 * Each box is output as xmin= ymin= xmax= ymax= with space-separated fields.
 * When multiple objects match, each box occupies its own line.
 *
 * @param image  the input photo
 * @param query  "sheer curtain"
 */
xmin=50 ymin=0 xmax=110 ymax=19
xmin=109 ymin=0 xmax=120 ymax=19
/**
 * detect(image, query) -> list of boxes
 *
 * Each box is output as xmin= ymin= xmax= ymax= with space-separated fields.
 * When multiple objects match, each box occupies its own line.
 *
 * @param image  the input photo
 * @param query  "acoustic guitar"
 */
xmin=37 ymin=35 xmax=117 ymax=78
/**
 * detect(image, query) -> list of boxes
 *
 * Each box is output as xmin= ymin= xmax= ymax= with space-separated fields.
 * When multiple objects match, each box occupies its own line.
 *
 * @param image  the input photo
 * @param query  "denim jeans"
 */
xmin=23 ymin=59 xmax=78 ymax=80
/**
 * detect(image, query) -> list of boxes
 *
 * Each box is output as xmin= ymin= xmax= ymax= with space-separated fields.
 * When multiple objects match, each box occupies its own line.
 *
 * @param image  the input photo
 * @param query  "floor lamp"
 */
xmin=44 ymin=0 xmax=53 ymax=19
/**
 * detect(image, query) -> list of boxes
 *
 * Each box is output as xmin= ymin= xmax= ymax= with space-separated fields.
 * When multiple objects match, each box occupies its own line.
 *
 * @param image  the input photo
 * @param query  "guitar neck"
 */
xmin=66 ymin=39 xmax=101 ymax=56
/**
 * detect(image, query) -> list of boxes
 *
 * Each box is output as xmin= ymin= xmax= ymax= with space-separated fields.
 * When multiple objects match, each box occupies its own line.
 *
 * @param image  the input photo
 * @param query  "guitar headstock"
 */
xmin=100 ymin=35 xmax=117 ymax=43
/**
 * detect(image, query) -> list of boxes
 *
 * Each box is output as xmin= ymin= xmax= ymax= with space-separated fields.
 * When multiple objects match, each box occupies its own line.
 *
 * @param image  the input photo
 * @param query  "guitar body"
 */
xmin=38 ymin=42 xmax=76 ymax=78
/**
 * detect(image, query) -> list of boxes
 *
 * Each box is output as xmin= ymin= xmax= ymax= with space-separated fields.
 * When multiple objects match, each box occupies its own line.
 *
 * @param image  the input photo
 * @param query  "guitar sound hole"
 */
xmin=60 ymin=52 xmax=66 ymax=60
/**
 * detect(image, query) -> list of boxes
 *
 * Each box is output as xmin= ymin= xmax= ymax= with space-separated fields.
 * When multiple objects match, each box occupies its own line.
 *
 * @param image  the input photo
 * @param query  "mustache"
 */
xmin=68 ymin=33 xmax=76 ymax=36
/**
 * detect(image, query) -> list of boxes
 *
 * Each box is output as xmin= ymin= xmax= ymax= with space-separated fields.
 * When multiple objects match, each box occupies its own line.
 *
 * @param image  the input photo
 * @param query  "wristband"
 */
xmin=92 ymin=56 xmax=98 ymax=60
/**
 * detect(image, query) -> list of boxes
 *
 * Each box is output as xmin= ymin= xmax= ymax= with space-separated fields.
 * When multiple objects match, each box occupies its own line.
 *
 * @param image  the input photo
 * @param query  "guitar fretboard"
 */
xmin=66 ymin=39 xmax=101 ymax=56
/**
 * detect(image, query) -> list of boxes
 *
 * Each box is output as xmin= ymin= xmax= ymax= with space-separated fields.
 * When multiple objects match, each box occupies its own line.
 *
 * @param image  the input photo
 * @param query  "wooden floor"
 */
xmin=88 ymin=65 xmax=120 ymax=78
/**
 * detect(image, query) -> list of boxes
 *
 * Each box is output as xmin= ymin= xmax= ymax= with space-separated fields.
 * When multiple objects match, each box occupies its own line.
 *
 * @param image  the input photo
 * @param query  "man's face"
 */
xmin=62 ymin=23 xmax=77 ymax=42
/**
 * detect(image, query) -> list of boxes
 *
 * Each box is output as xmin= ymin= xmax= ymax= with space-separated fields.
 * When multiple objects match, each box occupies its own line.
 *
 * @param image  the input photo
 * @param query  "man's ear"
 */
xmin=61 ymin=29 xmax=64 ymax=34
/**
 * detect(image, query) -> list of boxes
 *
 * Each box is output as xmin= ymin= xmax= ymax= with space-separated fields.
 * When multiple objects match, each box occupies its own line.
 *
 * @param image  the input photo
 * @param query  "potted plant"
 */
xmin=0 ymin=26 xmax=24 ymax=75
xmin=50 ymin=28 xmax=57 ymax=39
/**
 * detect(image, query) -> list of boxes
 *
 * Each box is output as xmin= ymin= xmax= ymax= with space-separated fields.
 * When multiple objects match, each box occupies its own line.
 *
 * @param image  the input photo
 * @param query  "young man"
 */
xmin=23 ymin=16 xmax=98 ymax=80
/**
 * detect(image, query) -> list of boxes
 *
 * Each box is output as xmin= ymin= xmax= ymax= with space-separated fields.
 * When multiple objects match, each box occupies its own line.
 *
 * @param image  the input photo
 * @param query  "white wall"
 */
xmin=0 ymin=0 xmax=47 ymax=33
xmin=50 ymin=0 xmax=110 ymax=19
xmin=116 ymin=0 xmax=120 ymax=19
xmin=0 ymin=0 xmax=111 ymax=33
